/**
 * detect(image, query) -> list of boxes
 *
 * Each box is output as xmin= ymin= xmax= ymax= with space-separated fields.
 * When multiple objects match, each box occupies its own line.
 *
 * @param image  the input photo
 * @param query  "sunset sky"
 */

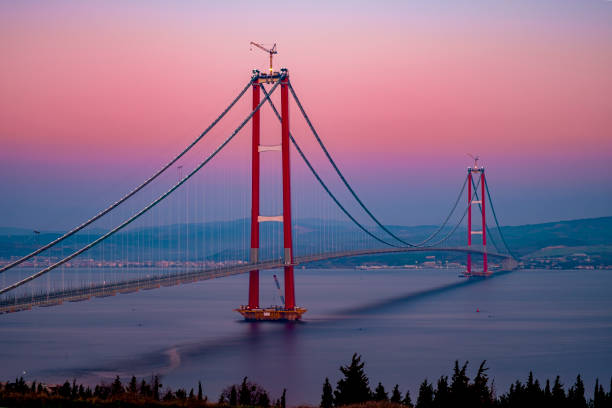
xmin=1 ymin=0 xmax=611 ymax=230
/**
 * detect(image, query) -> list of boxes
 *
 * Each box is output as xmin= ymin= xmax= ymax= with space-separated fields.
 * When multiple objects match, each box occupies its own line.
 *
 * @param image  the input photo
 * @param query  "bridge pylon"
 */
xmin=466 ymin=164 xmax=489 ymax=277
xmin=236 ymin=69 xmax=306 ymax=321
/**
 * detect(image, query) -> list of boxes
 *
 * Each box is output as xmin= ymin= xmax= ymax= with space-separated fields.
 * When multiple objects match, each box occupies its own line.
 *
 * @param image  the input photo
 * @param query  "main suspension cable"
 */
xmin=469 ymin=177 xmax=503 ymax=254
xmin=413 ymin=176 xmax=468 ymax=246
xmin=423 ymin=177 xmax=481 ymax=247
xmin=0 ymin=77 xmax=256 ymax=275
xmin=260 ymin=84 xmax=398 ymax=248
xmin=288 ymin=82 xmax=416 ymax=247
xmin=289 ymin=81 xmax=471 ymax=248
xmin=484 ymin=178 xmax=518 ymax=259
xmin=0 ymin=76 xmax=284 ymax=296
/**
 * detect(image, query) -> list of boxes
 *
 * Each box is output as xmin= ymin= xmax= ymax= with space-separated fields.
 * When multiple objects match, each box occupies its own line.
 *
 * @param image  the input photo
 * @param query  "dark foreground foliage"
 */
xmin=0 ymin=375 xmax=283 ymax=408
xmin=321 ymin=354 xmax=612 ymax=408
xmin=218 ymin=377 xmax=281 ymax=408
xmin=1 ymin=355 xmax=611 ymax=408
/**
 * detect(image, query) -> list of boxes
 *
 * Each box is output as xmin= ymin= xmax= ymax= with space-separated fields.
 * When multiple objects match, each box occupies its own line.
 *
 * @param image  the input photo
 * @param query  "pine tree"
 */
xmin=175 ymin=388 xmax=187 ymax=400
xmin=198 ymin=380 xmax=203 ymax=401
xmin=229 ymin=385 xmax=238 ymax=406
xmin=593 ymin=378 xmax=605 ymax=408
xmin=153 ymin=375 xmax=161 ymax=401
xmin=471 ymin=361 xmax=492 ymax=407
xmin=71 ymin=379 xmax=78 ymax=399
xmin=551 ymin=376 xmax=565 ymax=407
xmin=140 ymin=379 xmax=151 ymax=397
xmin=128 ymin=376 xmax=138 ymax=394
xmin=391 ymin=384 xmax=402 ymax=403
xmin=281 ymin=388 xmax=287 ymax=408
xmin=402 ymin=389 xmax=413 ymax=407
xmin=258 ymin=390 xmax=271 ymax=407
xmin=189 ymin=388 xmax=195 ymax=399
xmin=111 ymin=375 xmax=123 ymax=396
xmin=526 ymin=372 xmax=535 ymax=392
xmin=542 ymin=379 xmax=553 ymax=408
xmin=568 ymin=375 xmax=587 ymax=408
xmin=239 ymin=377 xmax=251 ymax=406
xmin=163 ymin=389 xmax=175 ymax=401
xmin=416 ymin=380 xmax=434 ymax=408
xmin=433 ymin=376 xmax=450 ymax=408
xmin=321 ymin=378 xmax=334 ymax=408
xmin=544 ymin=379 xmax=551 ymax=398
xmin=524 ymin=371 xmax=544 ymax=407
xmin=59 ymin=381 xmax=71 ymax=398
xmin=375 ymin=382 xmax=388 ymax=401
xmin=334 ymin=353 xmax=372 ymax=405
xmin=16 ymin=377 xmax=26 ymax=394
xmin=450 ymin=361 xmax=470 ymax=405
xmin=499 ymin=381 xmax=523 ymax=408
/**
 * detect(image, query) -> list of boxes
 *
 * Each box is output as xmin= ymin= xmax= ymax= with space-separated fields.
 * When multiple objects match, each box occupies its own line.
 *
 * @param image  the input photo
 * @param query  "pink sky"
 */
xmin=1 ymin=1 xmax=611 ymax=229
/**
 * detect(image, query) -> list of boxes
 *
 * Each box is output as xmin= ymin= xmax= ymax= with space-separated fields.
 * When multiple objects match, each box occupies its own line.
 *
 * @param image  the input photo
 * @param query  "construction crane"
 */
xmin=468 ymin=153 xmax=480 ymax=170
xmin=273 ymin=274 xmax=285 ymax=306
xmin=250 ymin=42 xmax=277 ymax=74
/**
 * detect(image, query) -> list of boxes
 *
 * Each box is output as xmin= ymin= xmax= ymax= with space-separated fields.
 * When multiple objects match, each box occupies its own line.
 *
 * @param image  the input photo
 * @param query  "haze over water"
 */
xmin=1 ymin=267 xmax=611 ymax=405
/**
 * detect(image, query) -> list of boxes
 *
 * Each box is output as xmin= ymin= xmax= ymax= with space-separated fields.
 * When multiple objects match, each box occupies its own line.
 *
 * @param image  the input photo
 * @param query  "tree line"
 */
xmin=0 ymin=374 xmax=289 ymax=408
xmin=1 ymin=354 xmax=611 ymax=407
xmin=321 ymin=354 xmax=612 ymax=408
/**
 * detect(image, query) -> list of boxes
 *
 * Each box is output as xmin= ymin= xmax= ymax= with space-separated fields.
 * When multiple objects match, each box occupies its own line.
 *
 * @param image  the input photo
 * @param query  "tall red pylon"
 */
xmin=466 ymin=160 xmax=488 ymax=276
xmin=280 ymin=74 xmax=296 ymax=311
xmin=237 ymin=69 xmax=306 ymax=321
xmin=248 ymin=82 xmax=260 ymax=309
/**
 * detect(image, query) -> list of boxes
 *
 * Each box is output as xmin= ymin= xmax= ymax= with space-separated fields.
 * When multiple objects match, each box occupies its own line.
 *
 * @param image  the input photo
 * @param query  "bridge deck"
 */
xmin=0 ymin=247 xmax=513 ymax=314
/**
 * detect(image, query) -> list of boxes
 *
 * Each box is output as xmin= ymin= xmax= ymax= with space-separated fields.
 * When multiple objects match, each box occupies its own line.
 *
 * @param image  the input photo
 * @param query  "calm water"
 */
xmin=1 ymin=268 xmax=611 ymax=405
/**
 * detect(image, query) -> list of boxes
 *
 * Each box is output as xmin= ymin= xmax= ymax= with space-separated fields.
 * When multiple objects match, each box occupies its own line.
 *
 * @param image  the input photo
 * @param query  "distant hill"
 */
xmin=499 ymin=216 xmax=612 ymax=256
xmin=0 ymin=216 xmax=610 ymax=267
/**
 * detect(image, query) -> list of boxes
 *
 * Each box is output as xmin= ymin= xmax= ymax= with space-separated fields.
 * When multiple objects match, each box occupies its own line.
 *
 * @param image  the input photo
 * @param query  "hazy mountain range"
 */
xmin=0 ymin=216 xmax=610 ymax=267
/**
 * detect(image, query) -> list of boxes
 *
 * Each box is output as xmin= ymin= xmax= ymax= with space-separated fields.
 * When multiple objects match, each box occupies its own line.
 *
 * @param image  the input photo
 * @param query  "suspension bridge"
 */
xmin=0 ymin=68 xmax=517 ymax=319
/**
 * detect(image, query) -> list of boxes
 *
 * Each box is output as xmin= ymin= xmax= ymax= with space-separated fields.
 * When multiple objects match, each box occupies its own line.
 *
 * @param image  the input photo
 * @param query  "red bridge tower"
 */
xmin=466 ymin=158 xmax=489 ymax=276
xmin=236 ymin=68 xmax=307 ymax=321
